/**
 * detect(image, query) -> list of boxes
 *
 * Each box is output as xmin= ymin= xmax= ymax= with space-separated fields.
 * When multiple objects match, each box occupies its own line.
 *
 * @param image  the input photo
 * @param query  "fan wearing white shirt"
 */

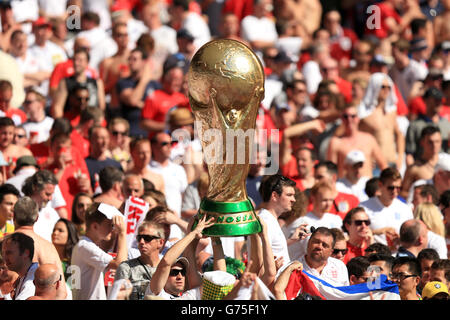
xmin=360 ymin=167 xmax=414 ymax=247
xmin=256 ymin=174 xmax=296 ymax=268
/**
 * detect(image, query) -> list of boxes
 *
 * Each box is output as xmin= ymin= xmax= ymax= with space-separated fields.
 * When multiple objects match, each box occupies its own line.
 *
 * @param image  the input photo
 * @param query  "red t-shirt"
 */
xmin=335 ymin=77 xmax=353 ymax=104
xmin=343 ymin=241 xmax=368 ymax=265
xmin=329 ymin=28 xmax=359 ymax=62
xmin=29 ymin=142 xmax=50 ymax=166
xmin=49 ymin=60 xmax=98 ymax=90
xmin=70 ymin=129 xmax=90 ymax=159
xmin=46 ymin=159 xmax=91 ymax=219
xmin=2 ymin=108 xmax=27 ymax=125
xmin=409 ymin=96 xmax=450 ymax=120
xmin=141 ymin=90 xmax=189 ymax=123
xmin=364 ymin=2 xmax=402 ymax=39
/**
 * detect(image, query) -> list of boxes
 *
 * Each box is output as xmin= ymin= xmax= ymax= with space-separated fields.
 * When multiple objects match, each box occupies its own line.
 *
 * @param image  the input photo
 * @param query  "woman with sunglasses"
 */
xmin=342 ymin=207 xmax=374 ymax=264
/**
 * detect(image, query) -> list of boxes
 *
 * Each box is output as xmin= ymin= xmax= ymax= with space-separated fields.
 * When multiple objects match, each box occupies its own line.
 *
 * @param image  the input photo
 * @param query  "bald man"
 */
xmin=27 ymin=264 xmax=61 ymax=300
xmin=396 ymin=219 xmax=429 ymax=258
xmin=122 ymin=174 xmax=144 ymax=200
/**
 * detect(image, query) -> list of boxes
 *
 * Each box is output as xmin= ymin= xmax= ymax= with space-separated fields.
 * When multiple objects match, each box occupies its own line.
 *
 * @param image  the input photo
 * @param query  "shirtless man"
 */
xmin=98 ymin=22 xmax=130 ymax=109
xmin=128 ymin=138 xmax=165 ymax=194
xmin=327 ymin=104 xmax=387 ymax=178
xmin=13 ymin=197 xmax=67 ymax=300
xmin=0 ymin=117 xmax=33 ymax=179
xmin=341 ymin=40 xmax=373 ymax=83
xmin=401 ymin=125 xmax=442 ymax=200
xmin=358 ymin=76 xmax=405 ymax=171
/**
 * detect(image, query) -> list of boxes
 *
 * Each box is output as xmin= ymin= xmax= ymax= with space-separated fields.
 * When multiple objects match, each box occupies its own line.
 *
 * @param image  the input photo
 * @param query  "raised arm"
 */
xmin=150 ymin=215 xmax=214 ymax=295
xmin=273 ymin=261 xmax=303 ymax=300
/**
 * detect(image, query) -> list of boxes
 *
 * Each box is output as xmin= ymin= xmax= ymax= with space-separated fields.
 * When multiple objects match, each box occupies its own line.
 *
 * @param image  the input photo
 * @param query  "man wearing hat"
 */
xmin=405 ymin=86 xmax=450 ymax=164
xmin=28 ymin=16 xmax=67 ymax=96
xmin=176 ymin=29 xmax=196 ymax=61
xmin=336 ymin=150 xmax=371 ymax=202
xmin=422 ymin=281 xmax=449 ymax=300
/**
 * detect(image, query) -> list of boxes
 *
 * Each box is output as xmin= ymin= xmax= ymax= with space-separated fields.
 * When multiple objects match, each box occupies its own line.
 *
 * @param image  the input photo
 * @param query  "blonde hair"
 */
xmin=414 ymin=203 xmax=445 ymax=237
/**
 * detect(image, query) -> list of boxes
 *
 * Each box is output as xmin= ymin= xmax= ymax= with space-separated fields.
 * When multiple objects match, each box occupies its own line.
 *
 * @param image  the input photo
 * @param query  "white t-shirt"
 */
xmin=23 ymin=116 xmax=54 ymax=144
xmin=336 ymin=177 xmax=370 ymax=203
xmin=203 ymin=236 xmax=245 ymax=259
xmin=150 ymin=25 xmax=179 ymax=56
xmin=14 ymin=52 xmax=40 ymax=76
xmin=12 ymin=262 xmax=38 ymax=300
xmin=182 ymin=12 xmax=211 ymax=50
xmin=38 ymin=0 xmax=68 ymax=17
xmin=71 ymin=236 xmax=114 ymax=300
xmin=360 ymin=197 xmax=414 ymax=245
xmin=427 ymin=230 xmax=448 ymax=259
xmin=33 ymin=202 xmax=60 ymax=242
xmin=145 ymin=286 xmax=201 ymax=300
xmin=297 ymin=212 xmax=343 ymax=230
xmin=257 ymin=208 xmax=290 ymax=267
xmin=297 ymin=255 xmax=349 ymax=286
xmin=302 ymin=60 xmax=322 ymax=95
xmin=240 ymin=15 xmax=278 ymax=45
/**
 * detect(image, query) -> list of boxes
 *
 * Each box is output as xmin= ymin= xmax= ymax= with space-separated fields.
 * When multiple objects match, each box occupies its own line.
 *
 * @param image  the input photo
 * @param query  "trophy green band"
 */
xmin=192 ymin=198 xmax=261 ymax=236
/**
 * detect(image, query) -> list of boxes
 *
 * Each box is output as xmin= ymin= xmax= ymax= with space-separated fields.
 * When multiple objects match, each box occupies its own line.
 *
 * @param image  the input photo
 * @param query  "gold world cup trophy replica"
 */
xmin=187 ymin=39 xmax=265 ymax=236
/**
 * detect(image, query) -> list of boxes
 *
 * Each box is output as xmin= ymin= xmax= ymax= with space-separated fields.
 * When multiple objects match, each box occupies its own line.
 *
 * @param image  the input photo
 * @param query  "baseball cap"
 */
xmin=33 ymin=17 xmax=51 ymax=28
xmin=13 ymin=155 xmax=39 ymax=174
xmin=174 ymin=256 xmax=189 ymax=270
xmin=273 ymin=50 xmax=293 ymax=64
xmin=422 ymin=281 xmax=449 ymax=299
xmin=345 ymin=150 xmax=366 ymax=165
xmin=163 ymin=53 xmax=189 ymax=74
xmin=168 ymin=107 xmax=194 ymax=127
xmin=177 ymin=28 xmax=194 ymax=42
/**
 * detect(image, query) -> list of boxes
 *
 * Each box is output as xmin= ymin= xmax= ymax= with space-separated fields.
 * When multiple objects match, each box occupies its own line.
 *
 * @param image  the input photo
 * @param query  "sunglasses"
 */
xmin=136 ymin=234 xmax=160 ymax=243
xmin=332 ymin=248 xmax=348 ymax=255
xmin=159 ymin=141 xmax=175 ymax=147
xmin=15 ymin=134 xmax=26 ymax=139
xmin=76 ymin=97 xmax=89 ymax=101
xmin=343 ymin=114 xmax=357 ymax=119
xmin=112 ymin=131 xmax=127 ymax=136
xmin=387 ymin=185 xmax=401 ymax=191
xmin=380 ymin=85 xmax=390 ymax=90
xmin=169 ymin=268 xmax=186 ymax=277
xmin=23 ymin=100 xmax=37 ymax=105
xmin=353 ymin=219 xmax=371 ymax=226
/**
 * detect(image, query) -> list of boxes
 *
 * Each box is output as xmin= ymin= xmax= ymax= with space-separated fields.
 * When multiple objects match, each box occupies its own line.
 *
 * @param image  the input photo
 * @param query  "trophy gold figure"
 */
xmin=187 ymin=39 xmax=265 ymax=236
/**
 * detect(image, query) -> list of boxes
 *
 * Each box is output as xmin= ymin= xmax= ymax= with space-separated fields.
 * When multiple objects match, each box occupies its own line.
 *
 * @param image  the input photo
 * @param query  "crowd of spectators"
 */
xmin=0 ymin=0 xmax=449 ymax=301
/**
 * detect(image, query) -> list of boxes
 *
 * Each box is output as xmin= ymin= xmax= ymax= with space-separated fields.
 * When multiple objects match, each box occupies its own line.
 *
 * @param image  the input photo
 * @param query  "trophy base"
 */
xmin=192 ymin=198 xmax=262 ymax=237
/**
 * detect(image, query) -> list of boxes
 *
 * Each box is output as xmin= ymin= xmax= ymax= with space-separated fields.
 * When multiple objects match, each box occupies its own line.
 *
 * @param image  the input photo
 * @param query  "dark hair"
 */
xmin=365 ymin=177 xmax=379 ymax=198
xmin=51 ymin=118 xmax=72 ymax=135
xmin=347 ymin=256 xmax=370 ymax=278
xmin=145 ymin=205 xmax=169 ymax=222
xmin=415 ymin=184 xmax=439 ymax=205
xmin=439 ymin=190 xmax=450 ymax=209
xmin=22 ymin=170 xmax=58 ymax=196
xmin=379 ymin=167 xmax=401 ymax=184
xmin=81 ymin=11 xmax=100 ymax=25
xmin=314 ymin=160 xmax=338 ymax=177
xmin=4 ymin=232 xmax=34 ymax=260
xmin=393 ymin=256 xmax=421 ymax=277
xmin=431 ymin=259 xmax=450 ymax=282
xmin=84 ymin=202 xmax=108 ymax=229
xmin=367 ymin=253 xmax=395 ymax=271
xmin=279 ymin=187 xmax=308 ymax=220
xmin=420 ymin=125 xmax=441 ymax=141
xmin=0 ymin=183 xmax=20 ymax=204
xmin=130 ymin=47 xmax=149 ymax=61
xmin=342 ymin=207 xmax=366 ymax=233
xmin=53 ymin=218 xmax=79 ymax=261
xmin=258 ymin=174 xmax=296 ymax=203
xmin=330 ymin=228 xmax=346 ymax=242
xmin=73 ymin=47 xmax=90 ymax=62
xmin=294 ymin=146 xmax=317 ymax=162
xmin=142 ymin=178 xmax=155 ymax=193
xmin=71 ymin=192 xmax=92 ymax=225
xmin=417 ymin=248 xmax=440 ymax=263
xmin=0 ymin=80 xmax=12 ymax=92
xmin=172 ymin=0 xmax=190 ymax=11
xmin=310 ymin=226 xmax=336 ymax=248
xmin=410 ymin=18 xmax=427 ymax=35
xmin=80 ymin=106 xmax=104 ymax=124
xmin=0 ymin=116 xmax=15 ymax=128
xmin=365 ymin=243 xmax=392 ymax=256
xmin=99 ymin=166 xmax=124 ymax=192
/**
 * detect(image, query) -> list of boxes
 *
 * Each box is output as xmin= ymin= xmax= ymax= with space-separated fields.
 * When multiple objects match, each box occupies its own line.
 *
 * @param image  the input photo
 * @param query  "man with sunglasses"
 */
xmin=21 ymin=88 xmax=53 ymax=145
xmin=114 ymin=221 xmax=165 ymax=300
xmin=391 ymin=256 xmax=422 ymax=300
xmin=328 ymin=104 xmax=387 ymax=179
xmin=360 ymin=167 xmax=414 ymax=249
xmin=342 ymin=207 xmax=374 ymax=264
